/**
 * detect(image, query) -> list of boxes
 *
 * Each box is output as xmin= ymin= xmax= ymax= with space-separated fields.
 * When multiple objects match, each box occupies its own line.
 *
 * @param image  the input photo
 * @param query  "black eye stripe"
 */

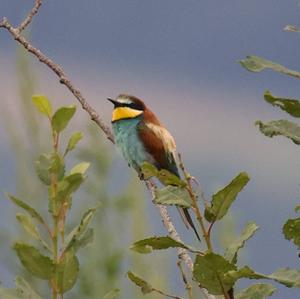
xmin=115 ymin=102 xmax=144 ymax=110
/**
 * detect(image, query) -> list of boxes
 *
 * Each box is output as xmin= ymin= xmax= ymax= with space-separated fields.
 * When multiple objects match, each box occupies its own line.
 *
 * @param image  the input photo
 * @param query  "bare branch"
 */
xmin=18 ymin=0 xmax=42 ymax=33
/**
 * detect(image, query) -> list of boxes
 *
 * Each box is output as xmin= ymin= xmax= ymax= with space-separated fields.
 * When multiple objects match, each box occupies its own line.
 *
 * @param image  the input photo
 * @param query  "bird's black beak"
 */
xmin=107 ymin=98 xmax=118 ymax=107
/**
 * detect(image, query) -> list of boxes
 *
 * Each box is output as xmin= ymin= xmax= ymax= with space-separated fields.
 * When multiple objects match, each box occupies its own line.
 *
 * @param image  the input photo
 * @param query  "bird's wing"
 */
xmin=138 ymin=122 xmax=179 ymax=176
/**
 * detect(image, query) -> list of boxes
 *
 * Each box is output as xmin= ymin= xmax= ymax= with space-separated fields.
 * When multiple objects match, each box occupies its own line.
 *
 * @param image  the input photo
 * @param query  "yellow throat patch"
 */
xmin=112 ymin=107 xmax=143 ymax=122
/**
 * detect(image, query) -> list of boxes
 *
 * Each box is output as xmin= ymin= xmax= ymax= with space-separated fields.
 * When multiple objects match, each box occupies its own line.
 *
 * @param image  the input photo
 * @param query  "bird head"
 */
xmin=107 ymin=94 xmax=146 ymax=122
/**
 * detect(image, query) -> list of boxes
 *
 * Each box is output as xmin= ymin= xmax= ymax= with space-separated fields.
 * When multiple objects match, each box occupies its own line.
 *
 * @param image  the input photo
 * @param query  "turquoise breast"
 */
xmin=112 ymin=117 xmax=155 ymax=172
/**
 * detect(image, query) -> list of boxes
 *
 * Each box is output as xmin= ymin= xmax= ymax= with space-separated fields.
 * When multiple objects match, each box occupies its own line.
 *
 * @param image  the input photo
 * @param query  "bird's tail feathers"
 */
xmin=178 ymin=207 xmax=201 ymax=242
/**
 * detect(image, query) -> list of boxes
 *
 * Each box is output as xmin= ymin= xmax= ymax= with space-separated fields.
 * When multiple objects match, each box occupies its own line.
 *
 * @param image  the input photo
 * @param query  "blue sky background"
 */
xmin=1 ymin=1 xmax=300 ymax=298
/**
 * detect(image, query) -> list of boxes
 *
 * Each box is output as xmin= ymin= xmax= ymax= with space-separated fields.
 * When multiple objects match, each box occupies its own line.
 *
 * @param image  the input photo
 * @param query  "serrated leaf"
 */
xmin=193 ymin=252 xmax=237 ymax=295
xmin=127 ymin=271 xmax=153 ymax=294
xmin=205 ymin=172 xmax=249 ymax=222
xmin=130 ymin=236 xmax=190 ymax=254
xmin=283 ymin=217 xmax=300 ymax=249
xmin=6 ymin=193 xmax=45 ymax=224
xmin=70 ymin=162 xmax=90 ymax=175
xmin=15 ymin=276 xmax=43 ymax=299
xmin=65 ymin=206 xmax=99 ymax=253
xmin=65 ymin=132 xmax=83 ymax=155
xmin=102 ymin=288 xmax=121 ymax=299
xmin=53 ymin=251 xmax=79 ymax=294
xmin=225 ymin=221 xmax=259 ymax=263
xmin=52 ymin=106 xmax=76 ymax=133
xmin=256 ymin=119 xmax=300 ymax=145
xmin=35 ymin=153 xmax=65 ymax=185
xmin=32 ymin=95 xmax=52 ymax=118
xmin=236 ymin=283 xmax=276 ymax=299
xmin=14 ymin=243 xmax=54 ymax=280
xmin=264 ymin=91 xmax=300 ymax=118
xmin=154 ymin=185 xmax=192 ymax=208
xmin=239 ymin=56 xmax=300 ymax=79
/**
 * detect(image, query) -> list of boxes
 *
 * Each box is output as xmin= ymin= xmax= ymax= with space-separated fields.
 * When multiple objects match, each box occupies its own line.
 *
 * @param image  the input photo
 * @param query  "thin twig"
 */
xmin=17 ymin=0 xmax=42 ymax=33
xmin=152 ymin=287 xmax=184 ymax=299
xmin=178 ymin=153 xmax=213 ymax=251
xmin=146 ymin=181 xmax=194 ymax=271
xmin=177 ymin=260 xmax=193 ymax=299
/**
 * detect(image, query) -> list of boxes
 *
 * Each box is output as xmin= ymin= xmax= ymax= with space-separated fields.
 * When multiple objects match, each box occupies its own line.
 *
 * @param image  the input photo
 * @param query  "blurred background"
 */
xmin=1 ymin=0 xmax=300 ymax=298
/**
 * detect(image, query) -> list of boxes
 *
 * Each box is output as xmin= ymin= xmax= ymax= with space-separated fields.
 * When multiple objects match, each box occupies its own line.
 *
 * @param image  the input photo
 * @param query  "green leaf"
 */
xmin=264 ymin=91 xmax=300 ymax=118
xmin=256 ymin=119 xmax=300 ymax=145
xmin=236 ymin=284 xmax=276 ymax=299
xmin=154 ymin=185 xmax=192 ymax=208
xmin=295 ymin=205 xmax=300 ymax=213
xmin=127 ymin=271 xmax=153 ymax=294
xmin=6 ymin=193 xmax=45 ymax=224
xmin=0 ymin=277 xmax=43 ymax=299
xmin=70 ymin=162 xmax=90 ymax=175
xmin=102 ymin=288 xmax=121 ymax=299
xmin=225 ymin=221 xmax=259 ymax=263
xmin=225 ymin=266 xmax=300 ymax=288
xmin=239 ymin=56 xmax=300 ymax=79
xmin=205 ymin=172 xmax=250 ymax=222
xmin=284 ymin=25 xmax=300 ymax=32
xmin=35 ymin=154 xmax=52 ymax=185
xmin=140 ymin=162 xmax=186 ymax=186
xmin=52 ymin=106 xmax=76 ymax=133
xmin=14 ymin=243 xmax=54 ymax=280
xmin=16 ymin=213 xmax=40 ymax=240
xmin=283 ymin=217 xmax=300 ymax=249
xmin=193 ymin=252 xmax=237 ymax=295
xmin=157 ymin=169 xmax=186 ymax=186
xmin=268 ymin=268 xmax=300 ymax=287
xmin=32 ymin=95 xmax=52 ymax=118
xmin=0 ymin=288 xmax=19 ymax=299
xmin=65 ymin=206 xmax=99 ymax=253
xmin=224 ymin=266 xmax=266 ymax=284
xmin=65 ymin=132 xmax=83 ymax=155
xmin=69 ymin=228 xmax=94 ymax=253
xmin=53 ymin=251 xmax=79 ymax=294
xmin=140 ymin=162 xmax=159 ymax=179
xmin=15 ymin=276 xmax=43 ymax=299
xmin=130 ymin=236 xmax=190 ymax=254
xmin=16 ymin=213 xmax=51 ymax=251
xmin=54 ymin=173 xmax=86 ymax=208
xmin=35 ymin=153 xmax=65 ymax=185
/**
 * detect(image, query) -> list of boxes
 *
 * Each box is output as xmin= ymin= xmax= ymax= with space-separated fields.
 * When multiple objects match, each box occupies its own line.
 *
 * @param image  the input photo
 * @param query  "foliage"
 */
xmin=1 ymin=96 xmax=99 ymax=298
xmin=240 ymin=30 xmax=300 ymax=257
xmin=0 ymin=48 xmax=166 ymax=299
xmin=124 ymin=162 xmax=300 ymax=299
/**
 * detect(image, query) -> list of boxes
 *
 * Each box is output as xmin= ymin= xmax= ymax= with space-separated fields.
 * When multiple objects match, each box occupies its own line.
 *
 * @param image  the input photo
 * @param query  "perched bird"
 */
xmin=108 ymin=94 xmax=200 ymax=241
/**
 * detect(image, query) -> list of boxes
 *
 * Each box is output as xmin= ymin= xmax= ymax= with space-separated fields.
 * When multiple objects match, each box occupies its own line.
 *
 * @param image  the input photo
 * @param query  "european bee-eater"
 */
xmin=108 ymin=94 xmax=200 ymax=241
